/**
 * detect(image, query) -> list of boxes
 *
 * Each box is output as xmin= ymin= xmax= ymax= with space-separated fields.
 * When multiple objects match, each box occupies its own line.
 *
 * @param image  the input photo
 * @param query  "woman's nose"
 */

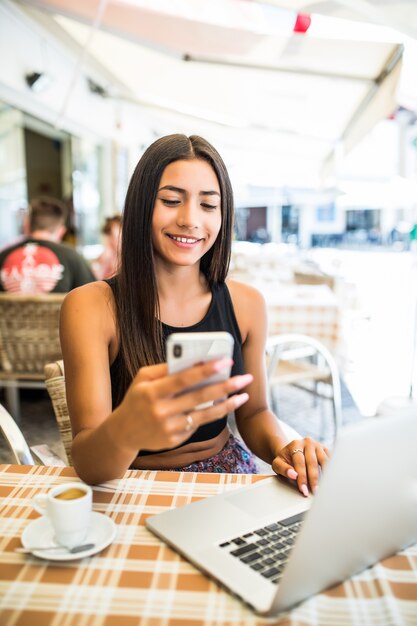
xmin=176 ymin=201 xmax=199 ymax=229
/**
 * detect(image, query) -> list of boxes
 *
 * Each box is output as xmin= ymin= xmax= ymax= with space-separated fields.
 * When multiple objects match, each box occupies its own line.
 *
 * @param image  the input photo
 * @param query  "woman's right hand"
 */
xmin=116 ymin=357 xmax=253 ymax=452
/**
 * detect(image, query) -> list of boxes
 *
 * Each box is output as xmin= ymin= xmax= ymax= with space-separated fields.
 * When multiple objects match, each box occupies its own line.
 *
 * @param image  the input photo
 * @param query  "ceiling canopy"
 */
xmin=257 ymin=1 xmax=417 ymax=41
xmin=17 ymin=0 xmax=405 ymax=189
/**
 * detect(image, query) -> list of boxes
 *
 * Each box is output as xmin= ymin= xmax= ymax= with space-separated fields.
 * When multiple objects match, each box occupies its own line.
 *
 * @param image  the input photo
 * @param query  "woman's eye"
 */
xmin=161 ymin=199 xmax=180 ymax=206
xmin=201 ymin=203 xmax=218 ymax=210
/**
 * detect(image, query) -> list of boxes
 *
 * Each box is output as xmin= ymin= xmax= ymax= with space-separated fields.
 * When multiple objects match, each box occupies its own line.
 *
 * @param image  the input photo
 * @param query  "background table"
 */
xmin=1 ymin=464 xmax=416 ymax=626
xmin=261 ymin=283 xmax=342 ymax=356
xmin=231 ymin=277 xmax=342 ymax=356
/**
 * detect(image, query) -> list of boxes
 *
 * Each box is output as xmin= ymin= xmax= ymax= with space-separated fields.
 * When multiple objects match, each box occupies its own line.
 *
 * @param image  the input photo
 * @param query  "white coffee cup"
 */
xmin=33 ymin=482 xmax=92 ymax=548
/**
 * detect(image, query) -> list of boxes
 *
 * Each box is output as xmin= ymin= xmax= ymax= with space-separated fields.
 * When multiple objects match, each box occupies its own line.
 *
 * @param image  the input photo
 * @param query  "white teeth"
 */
xmin=170 ymin=235 xmax=198 ymax=244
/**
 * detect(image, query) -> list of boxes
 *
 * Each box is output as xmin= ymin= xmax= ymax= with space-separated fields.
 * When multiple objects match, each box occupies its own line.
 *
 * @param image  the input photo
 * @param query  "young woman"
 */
xmin=60 ymin=134 xmax=328 ymax=489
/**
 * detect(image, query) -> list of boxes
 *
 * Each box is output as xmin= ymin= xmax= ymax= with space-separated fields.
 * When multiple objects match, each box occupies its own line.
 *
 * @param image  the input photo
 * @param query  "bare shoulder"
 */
xmin=226 ymin=278 xmax=266 ymax=308
xmin=62 ymin=280 xmax=114 ymax=314
xmin=61 ymin=281 xmax=117 ymax=345
xmin=226 ymin=279 xmax=267 ymax=341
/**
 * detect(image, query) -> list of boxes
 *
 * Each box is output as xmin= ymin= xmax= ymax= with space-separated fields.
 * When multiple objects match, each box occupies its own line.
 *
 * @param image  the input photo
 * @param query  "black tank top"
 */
xmin=106 ymin=279 xmax=245 ymax=456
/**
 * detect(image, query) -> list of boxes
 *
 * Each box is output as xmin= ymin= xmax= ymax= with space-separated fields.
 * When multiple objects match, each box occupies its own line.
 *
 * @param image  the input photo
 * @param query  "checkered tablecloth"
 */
xmin=265 ymin=285 xmax=341 ymax=355
xmin=0 ymin=465 xmax=416 ymax=626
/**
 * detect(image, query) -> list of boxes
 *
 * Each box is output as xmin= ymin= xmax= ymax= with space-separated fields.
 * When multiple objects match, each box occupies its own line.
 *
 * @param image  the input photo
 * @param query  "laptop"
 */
xmin=146 ymin=414 xmax=417 ymax=615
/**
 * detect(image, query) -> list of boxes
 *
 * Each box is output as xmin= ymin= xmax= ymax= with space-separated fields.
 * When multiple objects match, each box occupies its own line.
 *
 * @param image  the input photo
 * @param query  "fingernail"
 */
xmin=312 ymin=484 xmax=319 ymax=494
xmin=212 ymin=357 xmax=233 ymax=372
xmin=300 ymin=484 xmax=309 ymax=497
xmin=232 ymin=374 xmax=253 ymax=389
xmin=287 ymin=468 xmax=298 ymax=480
xmin=233 ymin=393 xmax=249 ymax=408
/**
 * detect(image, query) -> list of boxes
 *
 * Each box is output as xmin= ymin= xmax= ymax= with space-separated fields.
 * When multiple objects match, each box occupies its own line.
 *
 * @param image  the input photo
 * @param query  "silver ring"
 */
xmin=290 ymin=448 xmax=304 ymax=457
xmin=184 ymin=414 xmax=194 ymax=432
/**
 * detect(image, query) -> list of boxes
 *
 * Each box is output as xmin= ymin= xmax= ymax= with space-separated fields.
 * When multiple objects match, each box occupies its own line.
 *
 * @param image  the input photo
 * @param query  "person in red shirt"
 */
xmin=0 ymin=197 xmax=95 ymax=293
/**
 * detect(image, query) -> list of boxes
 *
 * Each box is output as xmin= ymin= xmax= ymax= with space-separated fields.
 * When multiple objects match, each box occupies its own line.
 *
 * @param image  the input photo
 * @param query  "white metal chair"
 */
xmin=0 ymin=401 xmax=66 ymax=466
xmin=0 ymin=402 xmax=35 ymax=464
xmin=266 ymin=333 xmax=343 ymax=440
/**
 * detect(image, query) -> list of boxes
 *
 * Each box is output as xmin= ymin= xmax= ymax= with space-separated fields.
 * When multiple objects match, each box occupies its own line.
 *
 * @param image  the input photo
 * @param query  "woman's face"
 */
xmin=152 ymin=158 xmax=222 ymax=268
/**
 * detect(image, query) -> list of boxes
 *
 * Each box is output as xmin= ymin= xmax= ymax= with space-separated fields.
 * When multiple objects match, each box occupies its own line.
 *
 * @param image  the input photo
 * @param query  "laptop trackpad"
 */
xmin=225 ymin=479 xmax=303 ymax=518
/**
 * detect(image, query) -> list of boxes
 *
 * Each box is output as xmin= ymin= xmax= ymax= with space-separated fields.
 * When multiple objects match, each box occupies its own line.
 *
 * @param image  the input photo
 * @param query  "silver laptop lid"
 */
xmin=272 ymin=413 xmax=417 ymax=613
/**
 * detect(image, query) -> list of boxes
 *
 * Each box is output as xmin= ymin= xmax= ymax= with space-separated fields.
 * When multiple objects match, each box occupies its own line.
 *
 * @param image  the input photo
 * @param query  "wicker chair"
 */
xmin=266 ymin=333 xmax=343 ymax=442
xmin=0 ymin=293 xmax=65 ymax=419
xmin=44 ymin=360 xmax=72 ymax=465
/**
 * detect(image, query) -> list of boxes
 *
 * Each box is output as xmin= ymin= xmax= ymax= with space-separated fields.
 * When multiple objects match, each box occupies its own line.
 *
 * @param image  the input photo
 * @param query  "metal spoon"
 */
xmin=16 ymin=543 xmax=95 ymax=554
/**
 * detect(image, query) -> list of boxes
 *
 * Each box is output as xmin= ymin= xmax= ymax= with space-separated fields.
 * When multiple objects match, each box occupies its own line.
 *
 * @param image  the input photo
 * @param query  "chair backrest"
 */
xmin=0 ymin=293 xmax=65 ymax=376
xmin=44 ymin=360 xmax=72 ymax=465
xmin=0 ymin=402 xmax=35 ymax=464
xmin=293 ymin=270 xmax=335 ymax=290
xmin=266 ymin=333 xmax=343 ymax=438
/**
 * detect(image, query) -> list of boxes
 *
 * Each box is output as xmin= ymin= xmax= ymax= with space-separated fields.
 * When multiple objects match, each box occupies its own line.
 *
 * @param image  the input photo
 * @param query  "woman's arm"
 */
xmin=60 ymin=283 xmax=252 ymax=484
xmin=60 ymin=282 xmax=137 ymax=483
xmin=228 ymin=280 xmax=329 ymax=495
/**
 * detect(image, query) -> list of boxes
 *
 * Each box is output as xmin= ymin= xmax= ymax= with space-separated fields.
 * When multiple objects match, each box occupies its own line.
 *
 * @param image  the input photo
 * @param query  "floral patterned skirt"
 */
xmin=169 ymin=433 xmax=259 ymax=474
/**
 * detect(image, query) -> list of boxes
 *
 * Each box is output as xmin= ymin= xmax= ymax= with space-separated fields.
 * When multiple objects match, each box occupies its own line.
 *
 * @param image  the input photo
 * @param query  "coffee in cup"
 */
xmin=33 ymin=482 xmax=92 ymax=548
xmin=54 ymin=487 xmax=86 ymax=501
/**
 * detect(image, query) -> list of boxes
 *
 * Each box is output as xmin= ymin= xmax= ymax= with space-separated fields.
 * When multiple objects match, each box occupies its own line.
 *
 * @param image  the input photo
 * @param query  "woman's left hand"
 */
xmin=271 ymin=438 xmax=330 ymax=497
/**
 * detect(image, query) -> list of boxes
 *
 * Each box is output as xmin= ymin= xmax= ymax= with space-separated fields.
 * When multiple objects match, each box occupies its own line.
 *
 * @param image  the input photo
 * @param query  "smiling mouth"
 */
xmin=167 ymin=234 xmax=203 ymax=244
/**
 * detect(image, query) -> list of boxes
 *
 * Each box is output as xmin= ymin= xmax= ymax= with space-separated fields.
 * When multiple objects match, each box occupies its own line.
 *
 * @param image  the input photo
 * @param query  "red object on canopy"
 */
xmin=293 ymin=13 xmax=311 ymax=33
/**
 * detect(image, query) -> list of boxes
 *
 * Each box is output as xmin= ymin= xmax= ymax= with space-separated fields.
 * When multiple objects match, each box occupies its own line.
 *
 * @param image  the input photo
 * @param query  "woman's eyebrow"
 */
xmin=158 ymin=185 xmax=185 ymax=193
xmin=200 ymin=190 xmax=220 ymax=197
xmin=158 ymin=185 xmax=220 ymax=197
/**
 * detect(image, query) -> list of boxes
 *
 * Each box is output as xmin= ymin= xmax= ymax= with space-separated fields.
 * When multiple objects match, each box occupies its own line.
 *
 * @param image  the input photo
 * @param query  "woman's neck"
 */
xmin=156 ymin=263 xmax=211 ymax=327
xmin=156 ymin=261 xmax=204 ymax=298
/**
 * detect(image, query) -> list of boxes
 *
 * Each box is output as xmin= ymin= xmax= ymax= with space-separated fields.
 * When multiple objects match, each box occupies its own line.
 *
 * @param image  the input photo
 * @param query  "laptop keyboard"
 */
xmin=218 ymin=511 xmax=305 ymax=585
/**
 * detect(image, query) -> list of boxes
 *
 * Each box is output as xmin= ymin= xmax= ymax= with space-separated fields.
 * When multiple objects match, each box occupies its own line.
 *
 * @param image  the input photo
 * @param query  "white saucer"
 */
xmin=21 ymin=511 xmax=117 ymax=561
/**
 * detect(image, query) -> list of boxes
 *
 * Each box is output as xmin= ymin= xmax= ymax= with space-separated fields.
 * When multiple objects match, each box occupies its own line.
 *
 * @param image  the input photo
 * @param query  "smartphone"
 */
xmin=166 ymin=331 xmax=234 ymax=407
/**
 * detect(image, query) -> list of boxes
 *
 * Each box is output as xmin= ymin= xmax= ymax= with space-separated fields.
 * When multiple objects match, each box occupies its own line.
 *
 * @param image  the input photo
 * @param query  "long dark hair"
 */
xmin=114 ymin=134 xmax=234 ymax=402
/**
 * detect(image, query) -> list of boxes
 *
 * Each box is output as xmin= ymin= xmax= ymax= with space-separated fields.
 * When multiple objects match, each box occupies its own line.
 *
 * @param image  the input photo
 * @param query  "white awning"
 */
xmin=16 ymin=0 xmax=404 ymax=188
xmin=257 ymin=1 xmax=417 ymax=41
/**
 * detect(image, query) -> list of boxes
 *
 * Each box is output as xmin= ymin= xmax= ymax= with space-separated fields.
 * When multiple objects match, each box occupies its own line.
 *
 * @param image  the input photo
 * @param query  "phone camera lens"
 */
xmin=173 ymin=344 xmax=182 ymax=358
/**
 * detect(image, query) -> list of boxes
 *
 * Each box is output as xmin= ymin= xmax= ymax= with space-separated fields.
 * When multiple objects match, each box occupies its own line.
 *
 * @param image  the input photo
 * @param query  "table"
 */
xmin=1 ymin=465 xmax=416 ymax=626
xmin=262 ymin=284 xmax=341 ymax=356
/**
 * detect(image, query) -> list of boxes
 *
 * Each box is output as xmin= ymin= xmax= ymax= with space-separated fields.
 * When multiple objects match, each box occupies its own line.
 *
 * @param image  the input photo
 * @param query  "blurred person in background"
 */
xmin=91 ymin=215 xmax=122 ymax=280
xmin=0 ymin=196 xmax=95 ymax=294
